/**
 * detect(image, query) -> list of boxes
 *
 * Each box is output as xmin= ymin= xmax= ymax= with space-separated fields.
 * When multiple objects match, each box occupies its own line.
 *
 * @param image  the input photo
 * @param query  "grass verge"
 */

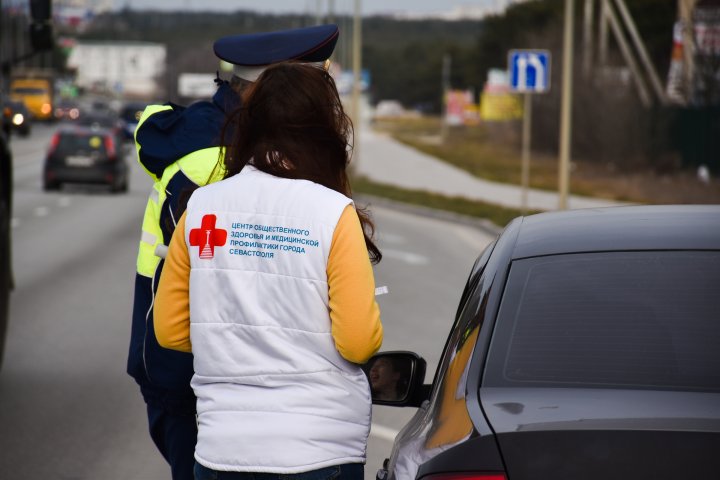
xmin=352 ymin=175 xmax=539 ymax=229
xmin=372 ymin=117 xmax=720 ymax=205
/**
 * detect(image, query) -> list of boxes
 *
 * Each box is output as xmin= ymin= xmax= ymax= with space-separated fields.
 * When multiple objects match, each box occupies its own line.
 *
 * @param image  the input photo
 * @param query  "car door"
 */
xmin=383 ymin=232 xmax=509 ymax=480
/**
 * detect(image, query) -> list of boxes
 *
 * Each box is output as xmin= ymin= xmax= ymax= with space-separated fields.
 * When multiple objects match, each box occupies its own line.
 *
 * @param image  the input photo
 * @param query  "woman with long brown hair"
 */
xmin=153 ymin=62 xmax=384 ymax=480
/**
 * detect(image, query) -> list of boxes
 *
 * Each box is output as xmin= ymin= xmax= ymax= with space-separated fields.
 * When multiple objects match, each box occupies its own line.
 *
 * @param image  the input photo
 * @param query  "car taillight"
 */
xmin=104 ymin=136 xmax=116 ymax=159
xmin=48 ymin=133 xmax=60 ymax=154
xmin=421 ymin=474 xmax=506 ymax=480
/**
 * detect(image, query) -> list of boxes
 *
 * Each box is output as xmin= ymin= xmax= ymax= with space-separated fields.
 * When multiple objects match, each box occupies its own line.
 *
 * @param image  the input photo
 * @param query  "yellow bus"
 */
xmin=10 ymin=77 xmax=53 ymax=121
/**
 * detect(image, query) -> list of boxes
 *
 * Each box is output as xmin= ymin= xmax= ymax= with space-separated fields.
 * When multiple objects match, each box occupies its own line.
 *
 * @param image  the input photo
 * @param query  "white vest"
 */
xmin=184 ymin=165 xmax=371 ymax=473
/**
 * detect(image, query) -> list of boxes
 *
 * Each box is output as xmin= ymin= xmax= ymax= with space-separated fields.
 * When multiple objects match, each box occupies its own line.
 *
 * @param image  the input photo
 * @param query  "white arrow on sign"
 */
xmin=516 ymin=53 xmax=547 ymax=92
xmin=509 ymin=50 xmax=551 ymax=93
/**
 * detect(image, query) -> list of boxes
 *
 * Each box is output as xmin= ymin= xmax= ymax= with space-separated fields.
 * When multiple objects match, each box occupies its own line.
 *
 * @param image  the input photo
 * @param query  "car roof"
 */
xmin=56 ymin=124 xmax=114 ymax=136
xmin=510 ymin=205 xmax=720 ymax=259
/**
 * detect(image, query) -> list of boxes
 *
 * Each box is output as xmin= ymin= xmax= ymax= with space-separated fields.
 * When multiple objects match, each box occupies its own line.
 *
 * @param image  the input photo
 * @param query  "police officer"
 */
xmin=126 ymin=25 xmax=340 ymax=480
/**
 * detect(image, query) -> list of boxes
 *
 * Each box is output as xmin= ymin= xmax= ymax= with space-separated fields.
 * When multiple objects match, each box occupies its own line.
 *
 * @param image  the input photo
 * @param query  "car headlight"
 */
xmin=12 ymin=113 xmax=24 ymax=125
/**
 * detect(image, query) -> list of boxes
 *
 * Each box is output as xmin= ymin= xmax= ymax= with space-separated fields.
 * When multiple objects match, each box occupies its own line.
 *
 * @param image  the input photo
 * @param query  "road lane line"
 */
xmin=34 ymin=206 xmax=49 ymax=217
xmin=378 ymin=232 xmax=405 ymax=244
xmin=382 ymin=248 xmax=429 ymax=265
xmin=370 ymin=423 xmax=399 ymax=442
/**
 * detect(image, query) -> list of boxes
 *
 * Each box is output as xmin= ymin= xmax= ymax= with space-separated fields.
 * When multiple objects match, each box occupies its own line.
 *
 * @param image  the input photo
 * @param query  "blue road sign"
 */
xmin=508 ymin=50 xmax=551 ymax=93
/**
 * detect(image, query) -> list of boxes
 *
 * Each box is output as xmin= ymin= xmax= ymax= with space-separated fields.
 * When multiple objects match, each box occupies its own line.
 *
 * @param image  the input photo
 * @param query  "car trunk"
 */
xmin=481 ymin=387 xmax=720 ymax=479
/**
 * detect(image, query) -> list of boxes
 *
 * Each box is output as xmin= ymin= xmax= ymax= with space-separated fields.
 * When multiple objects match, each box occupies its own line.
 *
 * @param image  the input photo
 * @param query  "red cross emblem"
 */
xmin=189 ymin=214 xmax=227 ymax=259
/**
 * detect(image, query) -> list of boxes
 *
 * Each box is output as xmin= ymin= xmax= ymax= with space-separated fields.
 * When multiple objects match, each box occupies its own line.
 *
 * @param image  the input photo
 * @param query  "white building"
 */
xmin=67 ymin=41 xmax=166 ymax=98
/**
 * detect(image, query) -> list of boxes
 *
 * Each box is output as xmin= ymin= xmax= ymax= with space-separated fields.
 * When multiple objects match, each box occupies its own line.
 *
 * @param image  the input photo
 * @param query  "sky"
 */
xmin=114 ymin=0 xmax=509 ymax=17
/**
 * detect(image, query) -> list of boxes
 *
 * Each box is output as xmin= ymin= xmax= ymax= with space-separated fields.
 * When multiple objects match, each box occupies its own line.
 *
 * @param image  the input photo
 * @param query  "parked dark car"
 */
xmin=368 ymin=205 xmax=720 ymax=480
xmin=119 ymin=101 xmax=146 ymax=140
xmin=3 ymin=100 xmax=32 ymax=137
xmin=43 ymin=124 xmax=128 ymax=192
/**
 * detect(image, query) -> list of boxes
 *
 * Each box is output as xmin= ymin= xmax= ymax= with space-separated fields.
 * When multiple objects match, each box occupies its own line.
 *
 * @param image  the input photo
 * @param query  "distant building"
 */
xmin=67 ymin=41 xmax=166 ymax=99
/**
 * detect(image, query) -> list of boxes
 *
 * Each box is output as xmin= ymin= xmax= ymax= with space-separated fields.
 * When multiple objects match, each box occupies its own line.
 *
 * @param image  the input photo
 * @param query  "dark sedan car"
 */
xmin=368 ymin=205 xmax=720 ymax=480
xmin=43 ymin=124 xmax=128 ymax=192
xmin=3 ymin=101 xmax=32 ymax=137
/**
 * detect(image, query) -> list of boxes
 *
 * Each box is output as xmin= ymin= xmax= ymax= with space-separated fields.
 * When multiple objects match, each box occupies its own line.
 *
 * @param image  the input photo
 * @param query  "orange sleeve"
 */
xmin=327 ymin=204 xmax=383 ymax=364
xmin=154 ymin=211 xmax=192 ymax=353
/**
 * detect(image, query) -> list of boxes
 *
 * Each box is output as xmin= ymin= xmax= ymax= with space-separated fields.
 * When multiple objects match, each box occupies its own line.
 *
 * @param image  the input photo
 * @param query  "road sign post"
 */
xmin=508 ymin=50 xmax=551 ymax=213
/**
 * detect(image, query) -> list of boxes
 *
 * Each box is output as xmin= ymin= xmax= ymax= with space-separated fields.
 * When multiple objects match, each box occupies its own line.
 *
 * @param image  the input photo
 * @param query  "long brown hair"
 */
xmin=221 ymin=62 xmax=381 ymax=264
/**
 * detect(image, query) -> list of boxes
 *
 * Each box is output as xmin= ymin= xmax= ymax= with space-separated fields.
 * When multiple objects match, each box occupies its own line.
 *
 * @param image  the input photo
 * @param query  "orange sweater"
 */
xmin=155 ymin=204 xmax=383 ymax=364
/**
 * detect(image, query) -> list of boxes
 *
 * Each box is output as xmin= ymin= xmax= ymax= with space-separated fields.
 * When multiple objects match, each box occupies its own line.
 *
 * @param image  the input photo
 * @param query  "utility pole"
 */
xmin=440 ymin=54 xmax=451 ymax=143
xmin=679 ymin=0 xmax=699 ymax=102
xmin=328 ymin=0 xmax=335 ymax=24
xmin=599 ymin=0 xmax=609 ymax=66
xmin=316 ymin=0 xmax=323 ymax=24
xmin=558 ymin=0 xmax=575 ymax=210
xmin=583 ymin=0 xmax=594 ymax=77
xmin=351 ymin=0 xmax=362 ymax=159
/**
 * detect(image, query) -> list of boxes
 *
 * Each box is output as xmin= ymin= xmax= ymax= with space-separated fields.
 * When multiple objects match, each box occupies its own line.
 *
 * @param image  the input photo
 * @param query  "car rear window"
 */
xmin=484 ymin=251 xmax=720 ymax=392
xmin=58 ymin=133 xmax=107 ymax=153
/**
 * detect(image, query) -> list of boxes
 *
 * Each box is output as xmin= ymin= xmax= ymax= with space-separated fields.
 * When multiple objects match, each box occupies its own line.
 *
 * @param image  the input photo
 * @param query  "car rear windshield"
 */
xmin=58 ymin=133 xmax=107 ymax=153
xmin=484 ymin=251 xmax=720 ymax=392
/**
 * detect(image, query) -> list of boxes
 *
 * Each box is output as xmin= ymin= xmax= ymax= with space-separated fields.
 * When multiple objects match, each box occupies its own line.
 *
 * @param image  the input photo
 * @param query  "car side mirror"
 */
xmin=362 ymin=351 xmax=427 ymax=407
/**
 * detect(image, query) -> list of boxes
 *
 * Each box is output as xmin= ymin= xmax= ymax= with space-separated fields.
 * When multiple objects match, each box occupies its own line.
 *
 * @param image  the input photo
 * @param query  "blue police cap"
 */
xmin=214 ymin=24 xmax=339 ymax=67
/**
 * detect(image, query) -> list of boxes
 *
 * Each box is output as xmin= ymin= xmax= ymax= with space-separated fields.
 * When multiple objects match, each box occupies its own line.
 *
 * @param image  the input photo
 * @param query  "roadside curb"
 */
xmin=355 ymin=193 xmax=504 ymax=237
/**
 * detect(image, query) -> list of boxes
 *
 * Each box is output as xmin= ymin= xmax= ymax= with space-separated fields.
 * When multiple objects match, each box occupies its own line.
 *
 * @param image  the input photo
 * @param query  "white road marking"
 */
xmin=379 ymin=232 xmax=405 ymax=244
xmin=34 ymin=206 xmax=49 ymax=217
xmin=11 ymin=218 xmax=20 ymax=229
xmin=57 ymin=197 xmax=71 ymax=207
xmin=370 ymin=423 xmax=399 ymax=442
xmin=382 ymin=248 xmax=429 ymax=265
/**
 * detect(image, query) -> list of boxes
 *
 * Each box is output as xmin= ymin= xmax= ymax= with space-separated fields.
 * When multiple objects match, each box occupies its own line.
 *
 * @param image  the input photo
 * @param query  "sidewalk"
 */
xmin=355 ymin=128 xmax=626 ymax=212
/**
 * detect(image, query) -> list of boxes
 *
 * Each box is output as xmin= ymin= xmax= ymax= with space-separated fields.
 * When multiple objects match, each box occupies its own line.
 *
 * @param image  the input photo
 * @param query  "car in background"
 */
xmin=43 ymin=124 xmax=128 ymax=193
xmin=75 ymin=111 xmax=125 ymax=149
xmin=367 ymin=205 xmax=720 ymax=480
xmin=54 ymin=99 xmax=80 ymax=121
xmin=2 ymin=101 xmax=32 ymax=137
xmin=119 ymin=101 xmax=146 ymax=140
xmin=9 ymin=77 xmax=53 ymax=121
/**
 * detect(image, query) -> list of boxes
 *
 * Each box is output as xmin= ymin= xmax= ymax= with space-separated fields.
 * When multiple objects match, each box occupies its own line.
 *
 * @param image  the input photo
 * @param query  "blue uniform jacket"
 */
xmin=127 ymin=81 xmax=240 ymax=396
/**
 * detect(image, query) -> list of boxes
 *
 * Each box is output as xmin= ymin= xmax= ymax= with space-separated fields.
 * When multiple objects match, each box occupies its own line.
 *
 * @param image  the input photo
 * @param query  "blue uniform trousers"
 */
xmin=142 ymin=385 xmax=197 ymax=480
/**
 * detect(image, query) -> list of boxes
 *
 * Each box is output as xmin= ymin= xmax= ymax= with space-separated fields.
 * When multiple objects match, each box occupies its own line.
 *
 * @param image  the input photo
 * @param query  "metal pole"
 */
xmin=316 ymin=0 xmax=323 ymax=24
xmin=679 ymin=0 xmax=698 ymax=103
xmin=605 ymin=2 xmax=652 ymax=107
xmin=612 ymin=0 xmax=667 ymax=104
xmin=521 ymin=93 xmax=532 ymax=214
xmin=351 ymin=0 xmax=362 ymax=160
xmin=440 ymin=53 xmax=450 ymax=143
xmin=558 ymin=0 xmax=574 ymax=210
xmin=599 ymin=0 xmax=609 ymax=66
xmin=583 ymin=0 xmax=594 ymax=77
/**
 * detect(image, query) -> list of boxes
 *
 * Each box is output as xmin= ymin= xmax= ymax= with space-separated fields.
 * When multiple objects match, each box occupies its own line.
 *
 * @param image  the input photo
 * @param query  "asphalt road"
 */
xmin=0 ymin=123 xmax=495 ymax=479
